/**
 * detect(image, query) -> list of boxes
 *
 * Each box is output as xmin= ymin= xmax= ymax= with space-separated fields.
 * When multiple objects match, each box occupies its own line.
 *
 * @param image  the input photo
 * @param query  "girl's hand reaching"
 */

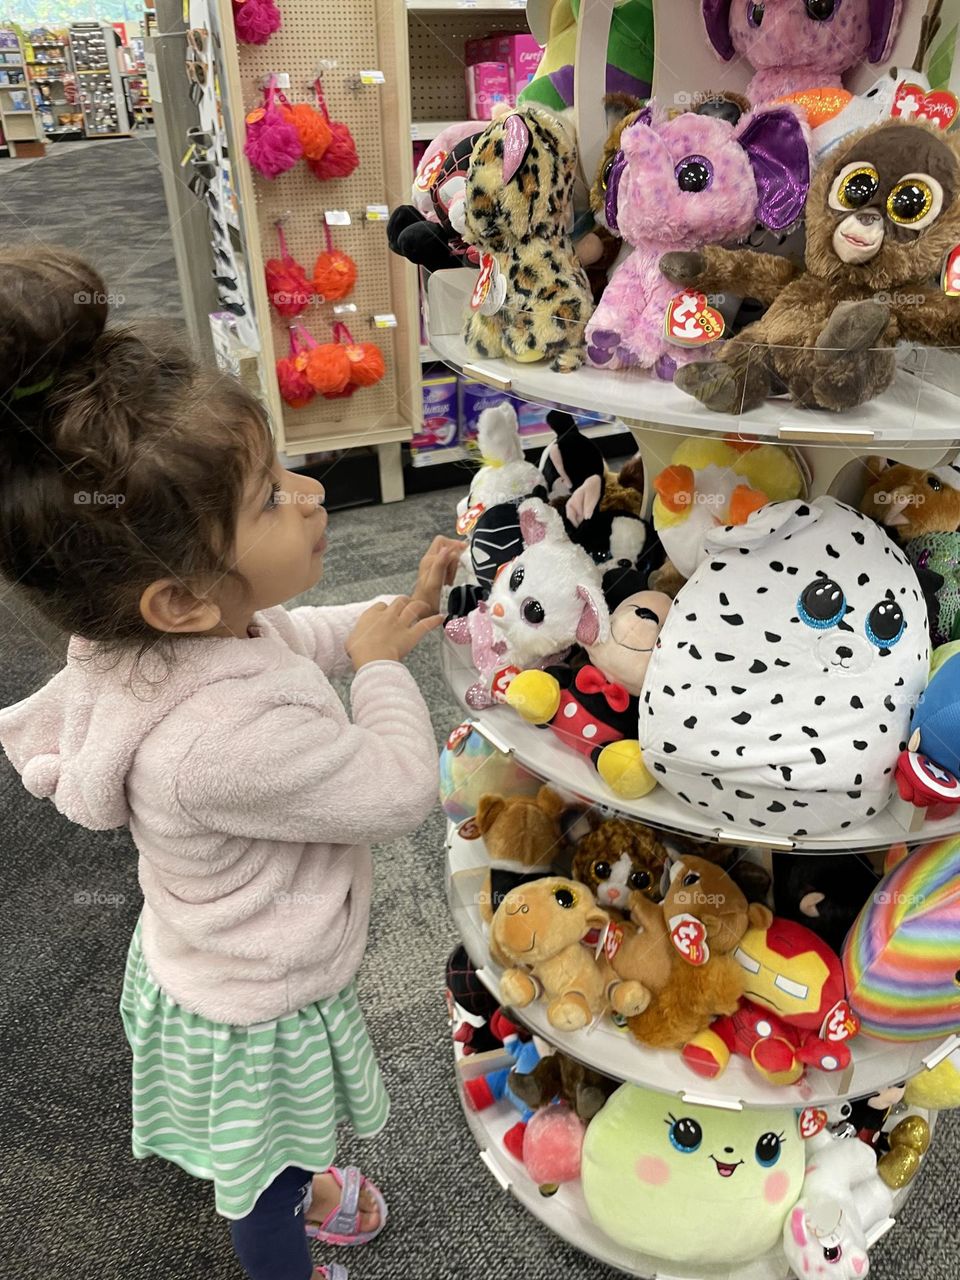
xmin=346 ymin=597 xmax=444 ymax=671
xmin=410 ymin=536 xmax=466 ymax=614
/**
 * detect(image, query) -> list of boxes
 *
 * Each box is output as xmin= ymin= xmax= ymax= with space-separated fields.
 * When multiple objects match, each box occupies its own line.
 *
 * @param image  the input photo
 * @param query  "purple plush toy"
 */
xmin=585 ymin=104 xmax=810 ymax=377
xmin=702 ymin=0 xmax=904 ymax=105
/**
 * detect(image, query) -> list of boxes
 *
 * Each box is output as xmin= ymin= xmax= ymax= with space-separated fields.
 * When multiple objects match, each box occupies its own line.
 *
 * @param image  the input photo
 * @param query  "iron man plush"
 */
xmin=682 ymin=913 xmax=860 ymax=1086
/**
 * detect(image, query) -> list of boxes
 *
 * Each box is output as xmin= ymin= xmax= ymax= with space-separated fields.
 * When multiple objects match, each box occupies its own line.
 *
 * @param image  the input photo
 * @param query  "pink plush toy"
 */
xmin=585 ymin=104 xmax=810 ymax=378
xmin=522 ymin=1105 xmax=586 ymax=1194
xmin=702 ymin=0 xmax=903 ymax=105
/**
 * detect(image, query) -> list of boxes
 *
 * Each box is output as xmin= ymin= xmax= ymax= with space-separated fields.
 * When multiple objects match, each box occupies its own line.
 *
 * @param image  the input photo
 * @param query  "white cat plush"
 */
xmin=486 ymin=498 xmax=607 ymax=669
xmin=455 ymin=401 xmax=544 ymax=534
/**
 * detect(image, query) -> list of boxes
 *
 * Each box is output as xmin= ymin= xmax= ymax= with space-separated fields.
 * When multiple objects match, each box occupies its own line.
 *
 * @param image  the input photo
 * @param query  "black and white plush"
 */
xmin=639 ymin=498 xmax=929 ymax=838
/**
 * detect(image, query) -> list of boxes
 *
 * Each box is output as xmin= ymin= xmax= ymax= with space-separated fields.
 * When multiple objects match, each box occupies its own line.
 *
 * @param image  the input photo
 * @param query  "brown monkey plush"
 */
xmin=662 ymin=119 xmax=960 ymax=413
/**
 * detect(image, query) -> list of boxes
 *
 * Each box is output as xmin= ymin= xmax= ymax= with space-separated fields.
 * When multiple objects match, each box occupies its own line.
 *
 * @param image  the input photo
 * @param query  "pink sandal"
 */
xmin=314 ymin=1269 xmax=347 ymax=1279
xmin=306 ymin=1166 xmax=388 ymax=1247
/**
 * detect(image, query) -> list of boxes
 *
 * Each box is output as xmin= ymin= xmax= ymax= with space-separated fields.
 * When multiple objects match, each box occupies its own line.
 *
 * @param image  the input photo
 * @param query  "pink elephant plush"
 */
xmin=585 ymin=103 xmax=810 ymax=378
xmin=702 ymin=0 xmax=904 ymax=105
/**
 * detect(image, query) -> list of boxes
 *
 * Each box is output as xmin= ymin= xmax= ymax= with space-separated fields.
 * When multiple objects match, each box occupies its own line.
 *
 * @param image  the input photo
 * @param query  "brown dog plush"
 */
xmin=473 ymin=785 xmax=568 ymax=923
xmin=859 ymin=457 xmax=960 ymax=541
xmin=618 ymin=857 xmax=770 ymax=1050
xmin=663 ymin=120 xmax=960 ymax=413
xmin=571 ymin=817 xmax=668 ymax=916
xmin=510 ymin=1049 xmax=617 ymax=1121
xmin=491 ymin=877 xmax=649 ymax=1031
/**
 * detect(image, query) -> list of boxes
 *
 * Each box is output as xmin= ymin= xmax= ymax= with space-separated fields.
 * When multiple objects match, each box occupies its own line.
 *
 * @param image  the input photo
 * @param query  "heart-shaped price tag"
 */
xmin=456 ymin=501 xmax=485 ymax=535
xmin=891 ymin=82 xmax=959 ymax=130
xmin=415 ymin=149 xmax=447 ymax=191
xmin=491 ymin=664 xmax=521 ymax=703
xmin=446 ymin=723 xmax=471 ymax=754
xmin=942 ymin=245 xmax=960 ymax=296
xmin=471 ymin=252 xmax=507 ymax=316
xmin=820 ymin=998 xmax=860 ymax=1044
xmin=458 ymin=817 xmax=483 ymax=840
xmin=664 ymin=291 xmax=725 ymax=348
xmin=799 ymin=1107 xmax=828 ymax=1139
xmin=668 ymin=913 xmax=710 ymax=965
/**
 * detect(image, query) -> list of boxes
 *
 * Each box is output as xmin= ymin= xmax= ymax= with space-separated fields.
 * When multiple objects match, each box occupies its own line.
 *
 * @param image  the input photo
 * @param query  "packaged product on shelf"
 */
xmin=465 ymin=62 xmax=510 ymax=120
xmin=489 ymin=34 xmax=542 ymax=99
xmin=511 ymin=397 xmax=550 ymax=436
xmin=459 ymin=375 xmax=514 ymax=444
xmin=411 ymin=366 xmax=458 ymax=453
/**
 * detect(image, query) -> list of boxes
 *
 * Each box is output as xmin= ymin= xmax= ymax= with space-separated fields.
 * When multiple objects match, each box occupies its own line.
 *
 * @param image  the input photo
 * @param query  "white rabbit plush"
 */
xmin=455 ymin=401 xmax=545 ymax=535
xmin=486 ymin=498 xmax=607 ymax=668
xmin=783 ymin=1128 xmax=894 ymax=1280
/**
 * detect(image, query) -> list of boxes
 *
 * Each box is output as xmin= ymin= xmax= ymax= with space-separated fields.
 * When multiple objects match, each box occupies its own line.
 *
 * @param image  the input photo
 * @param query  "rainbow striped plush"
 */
xmin=843 ymin=837 xmax=960 ymax=1042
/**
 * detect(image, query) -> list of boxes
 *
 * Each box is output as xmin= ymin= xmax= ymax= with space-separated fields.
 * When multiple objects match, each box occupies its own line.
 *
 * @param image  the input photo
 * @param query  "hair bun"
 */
xmin=0 ymin=246 xmax=109 ymax=400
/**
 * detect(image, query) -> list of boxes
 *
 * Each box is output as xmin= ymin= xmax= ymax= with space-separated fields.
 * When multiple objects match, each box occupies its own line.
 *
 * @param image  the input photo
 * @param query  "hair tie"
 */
xmin=10 ymin=374 xmax=55 ymax=401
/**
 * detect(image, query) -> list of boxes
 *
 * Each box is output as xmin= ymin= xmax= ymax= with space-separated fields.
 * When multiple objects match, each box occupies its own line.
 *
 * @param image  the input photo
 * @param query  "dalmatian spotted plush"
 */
xmin=639 ymin=497 xmax=929 ymax=838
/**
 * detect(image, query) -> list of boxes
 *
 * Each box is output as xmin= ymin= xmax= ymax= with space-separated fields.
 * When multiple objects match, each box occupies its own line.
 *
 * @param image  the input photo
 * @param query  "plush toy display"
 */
xmin=683 ymin=914 xmax=860 ymax=1085
xmin=662 ymin=830 xmax=773 ymax=903
xmin=581 ymin=1084 xmax=804 ymax=1264
xmin=505 ymin=585 xmax=671 ymax=798
xmin=469 ymin=784 xmax=569 ymax=920
xmin=584 ymin=103 xmax=810 ymax=377
xmin=519 ymin=0 xmax=654 ymax=112
xmin=510 ymin=1048 xmax=617 ymax=1121
xmin=652 ymin=438 xmax=807 ymax=580
xmin=521 ymin=1104 xmax=586 ymax=1195
xmin=623 ymin=857 xmax=765 ymax=1050
xmin=639 ymin=498 xmax=929 ymax=837
xmin=860 ymin=457 xmax=960 ymax=645
xmin=439 ymin=723 xmax=542 ymax=823
xmin=570 ymin=816 xmax=669 ymax=913
xmin=700 ymin=0 xmax=904 ymax=105
xmin=663 ymin=119 xmax=960 ymax=413
xmin=843 ymin=835 xmax=960 ymax=1040
xmin=486 ymin=498 xmax=607 ymax=669
xmin=773 ymin=852 xmax=881 ymax=955
xmin=462 ymin=108 xmax=594 ymax=373
xmin=783 ymin=1127 xmax=895 ymax=1280
xmin=490 ymin=877 xmax=650 ymax=1030
xmin=387 ymin=122 xmax=484 ymax=272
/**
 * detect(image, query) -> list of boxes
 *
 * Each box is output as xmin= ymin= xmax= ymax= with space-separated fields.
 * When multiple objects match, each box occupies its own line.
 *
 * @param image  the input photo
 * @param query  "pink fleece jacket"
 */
xmin=0 ymin=602 xmax=439 ymax=1025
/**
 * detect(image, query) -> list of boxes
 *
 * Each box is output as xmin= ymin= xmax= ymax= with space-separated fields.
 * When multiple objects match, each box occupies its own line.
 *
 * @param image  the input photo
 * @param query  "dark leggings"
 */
xmin=230 ymin=1166 xmax=315 ymax=1280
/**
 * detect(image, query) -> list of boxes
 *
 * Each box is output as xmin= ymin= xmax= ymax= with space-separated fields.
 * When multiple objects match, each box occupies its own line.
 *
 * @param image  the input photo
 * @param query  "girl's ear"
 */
xmin=139 ymin=579 xmax=222 ymax=635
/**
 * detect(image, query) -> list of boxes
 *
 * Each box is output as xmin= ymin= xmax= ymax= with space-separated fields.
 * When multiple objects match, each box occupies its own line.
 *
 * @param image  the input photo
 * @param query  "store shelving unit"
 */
xmin=69 ymin=22 xmax=132 ymax=138
xmin=0 ymin=26 xmax=46 ymax=157
xmin=428 ymin=2 xmax=960 ymax=1274
xmin=24 ymin=31 xmax=82 ymax=140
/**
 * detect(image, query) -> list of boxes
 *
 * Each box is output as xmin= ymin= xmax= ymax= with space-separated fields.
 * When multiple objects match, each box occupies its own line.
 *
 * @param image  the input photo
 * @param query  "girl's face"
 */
xmin=229 ymin=457 xmax=327 ymax=620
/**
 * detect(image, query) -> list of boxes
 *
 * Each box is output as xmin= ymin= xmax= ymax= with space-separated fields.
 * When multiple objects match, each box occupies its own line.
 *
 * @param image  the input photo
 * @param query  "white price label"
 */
xmin=324 ymin=210 xmax=352 ymax=226
xmin=458 ymin=1 xmax=478 ymax=7
xmin=332 ymin=302 xmax=358 ymax=315
xmin=263 ymin=72 xmax=290 ymax=89
xmin=359 ymin=69 xmax=385 ymax=85
xmin=366 ymin=204 xmax=389 ymax=220
xmin=373 ymin=313 xmax=398 ymax=328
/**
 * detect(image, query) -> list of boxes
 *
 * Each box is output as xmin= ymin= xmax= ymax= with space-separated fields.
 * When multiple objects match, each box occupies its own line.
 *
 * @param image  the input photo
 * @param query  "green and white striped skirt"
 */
xmin=120 ymin=922 xmax=390 ymax=1219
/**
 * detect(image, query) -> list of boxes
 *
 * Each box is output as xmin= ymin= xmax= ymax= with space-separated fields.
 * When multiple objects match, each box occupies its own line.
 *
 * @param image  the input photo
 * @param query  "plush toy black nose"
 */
xmin=837 ymin=645 xmax=853 ymax=659
xmin=855 ymin=210 xmax=882 ymax=226
xmin=723 ymin=1147 xmax=734 ymax=1154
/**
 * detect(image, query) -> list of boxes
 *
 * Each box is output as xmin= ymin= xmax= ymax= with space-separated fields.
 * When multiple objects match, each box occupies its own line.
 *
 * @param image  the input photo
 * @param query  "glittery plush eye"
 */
xmin=628 ymin=869 xmax=652 ymax=891
xmin=866 ymin=600 xmax=905 ymax=648
xmin=829 ymin=163 xmax=880 ymax=211
xmin=592 ymin=860 xmax=612 ymax=881
xmin=521 ymin=598 xmax=545 ymax=625
xmin=823 ymin=1245 xmax=843 ymax=1263
xmin=805 ymin=0 xmax=837 ymax=19
xmin=747 ymin=2 xmax=764 ymax=28
xmin=927 ymin=474 xmax=943 ymax=491
xmin=553 ymin=887 xmax=576 ymax=908
xmin=797 ymin=578 xmax=845 ymax=629
xmin=675 ymin=155 xmax=713 ymax=193
xmin=887 ymin=174 xmax=943 ymax=229
xmin=508 ymin=565 xmax=524 ymax=592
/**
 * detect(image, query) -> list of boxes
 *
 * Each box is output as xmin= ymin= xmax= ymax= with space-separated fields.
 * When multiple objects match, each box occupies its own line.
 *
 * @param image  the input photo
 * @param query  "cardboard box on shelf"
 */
xmin=490 ymin=33 xmax=542 ymax=98
xmin=465 ymin=62 xmax=510 ymax=120
xmin=412 ymin=366 xmax=459 ymax=453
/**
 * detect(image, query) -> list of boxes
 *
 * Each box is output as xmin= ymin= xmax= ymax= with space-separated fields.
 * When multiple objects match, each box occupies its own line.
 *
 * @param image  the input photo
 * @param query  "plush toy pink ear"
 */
xmin=701 ymin=0 xmax=735 ymax=60
xmin=502 ymin=113 xmax=532 ymax=183
xmin=736 ymin=108 xmax=810 ymax=232
xmin=565 ymin=475 xmax=603 ymax=529
xmin=867 ymin=0 xmax=903 ymax=63
xmin=519 ymin=500 xmax=550 ymax=546
xmin=575 ymin=585 xmax=603 ymax=646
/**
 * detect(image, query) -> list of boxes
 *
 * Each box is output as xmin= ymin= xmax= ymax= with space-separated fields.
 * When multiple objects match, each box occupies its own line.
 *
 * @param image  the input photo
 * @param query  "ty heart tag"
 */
xmin=664 ymin=291 xmax=725 ymax=348
xmin=446 ymin=723 xmax=471 ymax=755
xmin=820 ymin=998 xmax=860 ymax=1044
xmin=491 ymin=665 xmax=521 ymax=703
xmin=668 ymin=913 xmax=710 ymax=965
xmin=595 ymin=921 xmax=624 ymax=964
xmin=799 ymin=1107 xmax=829 ymax=1140
xmin=415 ymin=150 xmax=447 ymax=191
xmin=943 ymin=244 xmax=960 ymax=296
xmin=456 ymin=501 xmax=485 ymax=535
xmin=891 ymin=82 xmax=959 ymax=130
xmin=471 ymin=253 xmax=507 ymax=316
xmin=457 ymin=817 xmax=483 ymax=840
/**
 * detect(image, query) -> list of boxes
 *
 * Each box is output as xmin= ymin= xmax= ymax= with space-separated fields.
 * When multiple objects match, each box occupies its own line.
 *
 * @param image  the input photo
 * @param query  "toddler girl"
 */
xmin=0 ymin=247 xmax=461 ymax=1280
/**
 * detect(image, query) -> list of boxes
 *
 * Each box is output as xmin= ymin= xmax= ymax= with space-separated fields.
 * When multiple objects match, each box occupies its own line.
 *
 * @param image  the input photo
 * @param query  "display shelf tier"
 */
xmin=442 ymin=637 xmax=960 ymax=853
xmin=426 ymin=270 xmax=960 ymax=448
xmin=446 ymin=823 xmax=956 ymax=1111
xmin=454 ymin=1042 xmax=931 ymax=1279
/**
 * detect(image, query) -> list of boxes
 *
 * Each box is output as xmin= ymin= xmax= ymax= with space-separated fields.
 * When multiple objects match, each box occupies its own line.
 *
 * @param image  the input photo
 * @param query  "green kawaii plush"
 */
xmin=582 ymin=1084 xmax=803 ymax=1265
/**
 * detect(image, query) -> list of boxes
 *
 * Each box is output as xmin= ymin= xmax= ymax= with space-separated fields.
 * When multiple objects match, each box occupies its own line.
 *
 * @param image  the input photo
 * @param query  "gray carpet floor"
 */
xmin=0 ymin=139 xmax=958 ymax=1280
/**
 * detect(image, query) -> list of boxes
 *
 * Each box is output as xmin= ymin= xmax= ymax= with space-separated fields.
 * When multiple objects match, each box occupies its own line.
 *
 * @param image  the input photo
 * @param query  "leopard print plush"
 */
xmin=462 ymin=108 xmax=594 ymax=373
